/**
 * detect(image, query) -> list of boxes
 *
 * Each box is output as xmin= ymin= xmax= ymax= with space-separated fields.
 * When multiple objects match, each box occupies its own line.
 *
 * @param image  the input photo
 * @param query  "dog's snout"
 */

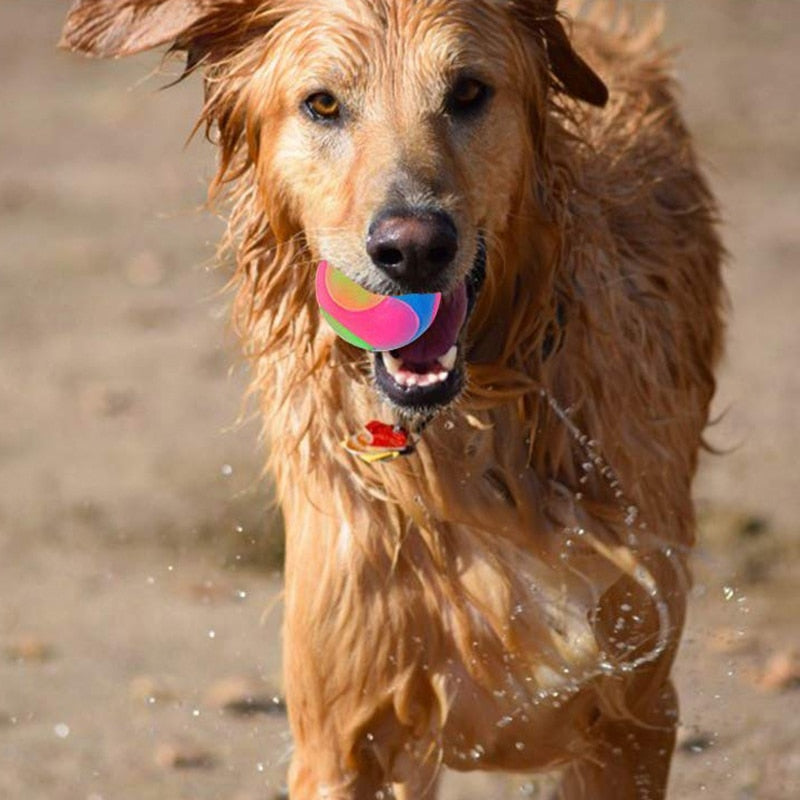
xmin=367 ymin=211 xmax=458 ymax=286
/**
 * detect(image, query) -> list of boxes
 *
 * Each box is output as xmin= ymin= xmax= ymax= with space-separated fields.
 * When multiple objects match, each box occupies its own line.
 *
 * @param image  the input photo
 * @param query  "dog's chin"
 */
xmin=374 ymin=347 xmax=466 ymax=417
xmin=371 ymin=238 xmax=486 ymax=418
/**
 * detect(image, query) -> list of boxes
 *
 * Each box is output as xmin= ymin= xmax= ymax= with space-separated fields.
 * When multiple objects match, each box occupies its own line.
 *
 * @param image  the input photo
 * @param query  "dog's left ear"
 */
xmin=540 ymin=15 xmax=608 ymax=107
xmin=60 ymin=0 xmax=216 ymax=58
xmin=511 ymin=0 xmax=609 ymax=107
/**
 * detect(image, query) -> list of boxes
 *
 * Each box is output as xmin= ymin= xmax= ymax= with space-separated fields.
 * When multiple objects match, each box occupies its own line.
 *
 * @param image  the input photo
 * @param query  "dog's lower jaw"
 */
xmin=372 ymin=349 xmax=466 ymax=421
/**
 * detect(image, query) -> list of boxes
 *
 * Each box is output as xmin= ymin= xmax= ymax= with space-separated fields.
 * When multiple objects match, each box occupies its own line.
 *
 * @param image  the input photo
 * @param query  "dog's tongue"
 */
xmin=393 ymin=281 xmax=467 ymax=363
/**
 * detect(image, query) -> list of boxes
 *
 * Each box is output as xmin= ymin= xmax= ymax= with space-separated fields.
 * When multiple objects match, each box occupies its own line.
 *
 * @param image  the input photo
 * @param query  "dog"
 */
xmin=61 ymin=1 xmax=724 ymax=797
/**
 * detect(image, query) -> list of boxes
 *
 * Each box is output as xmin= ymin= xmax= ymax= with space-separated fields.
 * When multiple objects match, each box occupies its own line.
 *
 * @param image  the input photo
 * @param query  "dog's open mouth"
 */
xmin=374 ymin=239 xmax=486 ymax=413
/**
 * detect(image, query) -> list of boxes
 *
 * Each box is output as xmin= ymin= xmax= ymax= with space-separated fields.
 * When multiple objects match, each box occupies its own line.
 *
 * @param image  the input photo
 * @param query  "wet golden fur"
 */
xmin=62 ymin=1 xmax=724 ymax=797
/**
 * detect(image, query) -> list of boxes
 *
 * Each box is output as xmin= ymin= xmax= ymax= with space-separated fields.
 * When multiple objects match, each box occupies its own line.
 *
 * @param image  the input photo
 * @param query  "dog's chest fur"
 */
xmin=275 ymin=394 xmax=624 ymax=772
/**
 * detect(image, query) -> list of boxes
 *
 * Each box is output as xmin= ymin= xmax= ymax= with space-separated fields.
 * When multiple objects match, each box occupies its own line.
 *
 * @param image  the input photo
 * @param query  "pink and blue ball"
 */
xmin=315 ymin=261 xmax=441 ymax=352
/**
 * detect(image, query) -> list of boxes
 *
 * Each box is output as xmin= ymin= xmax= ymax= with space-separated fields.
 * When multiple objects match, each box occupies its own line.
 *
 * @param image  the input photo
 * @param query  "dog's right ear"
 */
xmin=60 ymin=0 xmax=215 ymax=58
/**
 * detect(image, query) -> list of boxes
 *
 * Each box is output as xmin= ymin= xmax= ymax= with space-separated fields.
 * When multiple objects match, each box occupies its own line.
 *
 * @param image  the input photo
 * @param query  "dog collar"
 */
xmin=343 ymin=420 xmax=415 ymax=463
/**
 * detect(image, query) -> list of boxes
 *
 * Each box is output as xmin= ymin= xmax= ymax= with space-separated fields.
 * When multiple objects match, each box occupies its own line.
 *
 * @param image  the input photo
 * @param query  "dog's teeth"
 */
xmin=383 ymin=351 xmax=402 ymax=377
xmin=441 ymin=346 xmax=458 ymax=371
xmin=382 ymin=350 xmax=454 ymax=390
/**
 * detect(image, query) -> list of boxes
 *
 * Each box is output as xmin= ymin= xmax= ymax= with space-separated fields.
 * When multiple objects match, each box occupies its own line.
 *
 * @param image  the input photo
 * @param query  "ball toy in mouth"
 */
xmin=315 ymin=261 xmax=441 ymax=352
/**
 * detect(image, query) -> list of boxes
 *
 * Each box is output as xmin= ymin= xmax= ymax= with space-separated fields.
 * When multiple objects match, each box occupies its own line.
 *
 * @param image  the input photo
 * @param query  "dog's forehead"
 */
xmin=269 ymin=0 xmax=524 ymax=85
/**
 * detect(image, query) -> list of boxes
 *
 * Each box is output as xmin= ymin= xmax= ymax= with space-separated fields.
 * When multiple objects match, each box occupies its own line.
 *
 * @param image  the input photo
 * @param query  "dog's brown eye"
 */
xmin=446 ymin=77 xmax=491 ymax=116
xmin=304 ymin=91 xmax=341 ymax=121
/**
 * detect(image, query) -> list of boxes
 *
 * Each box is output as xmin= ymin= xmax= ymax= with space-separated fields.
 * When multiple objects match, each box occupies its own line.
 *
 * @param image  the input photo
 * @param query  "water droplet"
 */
xmin=722 ymin=586 xmax=735 ymax=601
xmin=208 ymin=630 xmax=216 ymax=639
xmin=496 ymin=715 xmax=513 ymax=728
xmin=192 ymin=709 xmax=200 ymax=717
xmin=54 ymin=723 xmax=70 ymax=739
xmin=444 ymin=420 xmax=455 ymax=431
xmin=221 ymin=464 xmax=233 ymax=476
xmin=256 ymin=762 xmax=265 ymax=773
xmin=515 ymin=741 xmax=525 ymax=751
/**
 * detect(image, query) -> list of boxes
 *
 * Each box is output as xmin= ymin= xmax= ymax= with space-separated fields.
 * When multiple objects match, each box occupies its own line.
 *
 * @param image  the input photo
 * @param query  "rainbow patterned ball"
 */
xmin=315 ymin=261 xmax=441 ymax=352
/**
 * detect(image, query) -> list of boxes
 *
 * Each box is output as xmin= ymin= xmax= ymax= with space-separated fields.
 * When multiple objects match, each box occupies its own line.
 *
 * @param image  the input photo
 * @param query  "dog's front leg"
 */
xmin=283 ymin=609 xmax=389 ymax=800
xmin=556 ymin=679 xmax=678 ymax=800
xmin=282 ymin=558 xmax=387 ymax=800
xmin=281 ymin=501 xmax=441 ymax=800
xmin=288 ymin=753 xmax=384 ymax=800
xmin=392 ymin=762 xmax=441 ymax=800
xmin=284 ymin=612 xmax=442 ymax=800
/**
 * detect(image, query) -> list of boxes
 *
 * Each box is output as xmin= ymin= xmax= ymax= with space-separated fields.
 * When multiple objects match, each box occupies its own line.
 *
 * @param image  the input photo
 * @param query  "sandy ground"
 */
xmin=1 ymin=2 xmax=798 ymax=798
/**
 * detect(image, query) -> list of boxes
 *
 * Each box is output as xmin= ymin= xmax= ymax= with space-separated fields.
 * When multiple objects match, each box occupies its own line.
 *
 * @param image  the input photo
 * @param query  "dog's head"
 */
xmin=62 ymin=0 xmax=606 ymax=417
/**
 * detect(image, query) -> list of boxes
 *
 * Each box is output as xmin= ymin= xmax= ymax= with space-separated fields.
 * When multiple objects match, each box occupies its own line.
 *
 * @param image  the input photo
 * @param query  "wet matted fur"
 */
xmin=61 ymin=1 xmax=724 ymax=797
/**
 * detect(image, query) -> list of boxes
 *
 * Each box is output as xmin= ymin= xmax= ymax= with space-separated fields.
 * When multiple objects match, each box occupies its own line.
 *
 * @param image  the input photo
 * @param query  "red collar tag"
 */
xmin=343 ymin=420 xmax=414 ymax=463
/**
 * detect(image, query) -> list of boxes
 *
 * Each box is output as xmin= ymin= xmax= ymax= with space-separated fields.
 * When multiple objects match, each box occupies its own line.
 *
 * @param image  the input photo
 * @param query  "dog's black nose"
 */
xmin=367 ymin=210 xmax=458 ymax=286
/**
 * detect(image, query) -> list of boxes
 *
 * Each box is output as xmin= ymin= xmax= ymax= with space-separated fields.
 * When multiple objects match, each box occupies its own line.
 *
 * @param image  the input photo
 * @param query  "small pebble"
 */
xmin=204 ymin=676 xmax=286 ymax=716
xmin=185 ymin=579 xmax=237 ymax=604
xmin=4 ymin=636 xmax=54 ymax=663
xmin=707 ymin=626 xmax=758 ymax=655
xmin=736 ymin=515 xmax=770 ymax=538
xmin=756 ymin=651 xmax=800 ymax=692
xmin=154 ymin=741 xmax=216 ymax=770
xmin=677 ymin=728 xmax=715 ymax=755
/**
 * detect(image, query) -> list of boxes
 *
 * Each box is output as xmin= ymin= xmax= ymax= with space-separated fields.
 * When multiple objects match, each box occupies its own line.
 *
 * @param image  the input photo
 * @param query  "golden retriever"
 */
xmin=61 ymin=1 xmax=724 ymax=797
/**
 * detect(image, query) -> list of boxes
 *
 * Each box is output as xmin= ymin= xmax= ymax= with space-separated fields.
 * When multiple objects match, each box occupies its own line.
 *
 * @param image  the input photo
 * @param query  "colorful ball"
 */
xmin=315 ymin=261 xmax=441 ymax=352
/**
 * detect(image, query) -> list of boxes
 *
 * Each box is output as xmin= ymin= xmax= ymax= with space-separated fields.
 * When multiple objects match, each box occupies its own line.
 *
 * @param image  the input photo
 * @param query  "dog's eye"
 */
xmin=446 ymin=77 xmax=491 ymax=116
xmin=304 ymin=91 xmax=341 ymax=122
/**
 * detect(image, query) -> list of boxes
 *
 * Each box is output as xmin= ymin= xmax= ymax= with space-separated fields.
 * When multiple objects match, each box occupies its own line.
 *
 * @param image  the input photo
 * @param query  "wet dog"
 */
xmin=62 ymin=1 xmax=724 ymax=797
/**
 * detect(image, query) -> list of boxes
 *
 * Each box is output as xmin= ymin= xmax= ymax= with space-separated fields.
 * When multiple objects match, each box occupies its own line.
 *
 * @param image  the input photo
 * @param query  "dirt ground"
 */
xmin=1 ymin=2 xmax=798 ymax=798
